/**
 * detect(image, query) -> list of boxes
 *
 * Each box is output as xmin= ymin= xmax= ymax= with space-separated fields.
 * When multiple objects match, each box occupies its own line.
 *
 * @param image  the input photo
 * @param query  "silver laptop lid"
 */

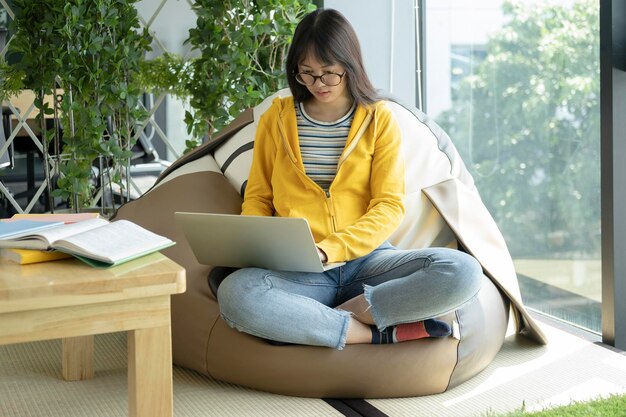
xmin=175 ymin=212 xmax=343 ymax=273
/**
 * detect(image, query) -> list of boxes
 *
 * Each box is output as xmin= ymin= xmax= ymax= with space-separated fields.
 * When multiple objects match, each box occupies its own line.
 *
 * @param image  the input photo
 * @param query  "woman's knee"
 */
xmin=449 ymin=249 xmax=483 ymax=294
xmin=429 ymin=248 xmax=482 ymax=292
xmin=217 ymin=268 xmax=268 ymax=316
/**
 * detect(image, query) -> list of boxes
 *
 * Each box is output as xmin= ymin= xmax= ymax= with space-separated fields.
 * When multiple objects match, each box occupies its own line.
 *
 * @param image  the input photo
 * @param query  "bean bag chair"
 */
xmin=113 ymin=90 xmax=546 ymax=398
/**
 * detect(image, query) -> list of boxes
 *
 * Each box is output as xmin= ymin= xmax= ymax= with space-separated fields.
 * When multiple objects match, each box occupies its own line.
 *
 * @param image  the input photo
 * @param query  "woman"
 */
xmin=217 ymin=8 xmax=482 ymax=349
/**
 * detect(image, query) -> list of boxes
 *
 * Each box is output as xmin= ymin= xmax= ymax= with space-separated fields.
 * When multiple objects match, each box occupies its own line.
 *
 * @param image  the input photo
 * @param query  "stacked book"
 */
xmin=0 ymin=213 xmax=174 ymax=267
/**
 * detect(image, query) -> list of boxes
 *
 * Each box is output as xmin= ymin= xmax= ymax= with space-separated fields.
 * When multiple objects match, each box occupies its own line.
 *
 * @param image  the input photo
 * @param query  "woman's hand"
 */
xmin=316 ymin=246 xmax=328 ymax=263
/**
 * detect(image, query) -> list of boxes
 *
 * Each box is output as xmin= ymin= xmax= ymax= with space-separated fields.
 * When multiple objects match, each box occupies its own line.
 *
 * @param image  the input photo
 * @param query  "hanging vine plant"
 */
xmin=3 ymin=0 xmax=151 ymax=211
xmin=138 ymin=0 xmax=316 ymax=150
xmin=187 ymin=0 xmax=316 ymax=143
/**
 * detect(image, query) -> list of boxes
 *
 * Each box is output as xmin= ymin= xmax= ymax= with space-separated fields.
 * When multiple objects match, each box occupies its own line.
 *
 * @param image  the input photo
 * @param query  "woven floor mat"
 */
xmin=0 ymin=332 xmax=342 ymax=417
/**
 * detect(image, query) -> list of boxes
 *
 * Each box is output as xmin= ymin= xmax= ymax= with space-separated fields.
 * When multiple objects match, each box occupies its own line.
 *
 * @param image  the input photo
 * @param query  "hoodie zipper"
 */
xmin=277 ymin=103 xmax=374 ymax=234
xmin=326 ymin=112 xmax=373 ymax=233
xmin=325 ymin=190 xmax=338 ymax=232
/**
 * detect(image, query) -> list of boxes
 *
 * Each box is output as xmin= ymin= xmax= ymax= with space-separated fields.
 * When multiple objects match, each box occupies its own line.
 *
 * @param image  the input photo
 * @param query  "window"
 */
xmin=424 ymin=0 xmax=601 ymax=332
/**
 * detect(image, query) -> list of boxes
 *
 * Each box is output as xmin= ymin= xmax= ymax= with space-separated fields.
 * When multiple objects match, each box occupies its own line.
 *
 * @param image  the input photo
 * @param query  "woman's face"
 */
xmin=297 ymin=53 xmax=350 ymax=106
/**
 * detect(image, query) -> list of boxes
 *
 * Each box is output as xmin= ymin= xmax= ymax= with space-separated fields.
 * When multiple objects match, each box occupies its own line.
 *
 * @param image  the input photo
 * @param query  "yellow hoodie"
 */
xmin=242 ymin=96 xmax=405 ymax=263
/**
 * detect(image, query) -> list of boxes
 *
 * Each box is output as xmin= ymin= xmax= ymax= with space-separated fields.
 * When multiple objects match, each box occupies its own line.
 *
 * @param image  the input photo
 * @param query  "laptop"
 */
xmin=175 ymin=212 xmax=345 ymax=273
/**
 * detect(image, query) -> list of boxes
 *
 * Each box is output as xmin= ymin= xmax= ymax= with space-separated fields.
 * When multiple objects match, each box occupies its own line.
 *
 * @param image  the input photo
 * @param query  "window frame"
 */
xmin=600 ymin=0 xmax=626 ymax=350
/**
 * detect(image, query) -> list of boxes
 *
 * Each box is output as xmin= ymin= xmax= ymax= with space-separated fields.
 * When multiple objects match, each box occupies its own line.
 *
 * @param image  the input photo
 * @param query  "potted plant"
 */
xmin=138 ymin=0 xmax=316 ymax=150
xmin=1 ymin=0 xmax=151 ymax=213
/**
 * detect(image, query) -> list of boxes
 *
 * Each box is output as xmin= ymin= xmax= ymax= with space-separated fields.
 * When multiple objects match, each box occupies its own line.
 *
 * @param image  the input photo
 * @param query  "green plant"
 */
xmin=136 ymin=52 xmax=198 ymax=152
xmin=137 ymin=52 xmax=193 ymax=100
xmin=139 ymin=0 xmax=316 ymax=151
xmin=3 ymin=0 xmax=151 ymax=211
xmin=484 ymin=393 xmax=626 ymax=416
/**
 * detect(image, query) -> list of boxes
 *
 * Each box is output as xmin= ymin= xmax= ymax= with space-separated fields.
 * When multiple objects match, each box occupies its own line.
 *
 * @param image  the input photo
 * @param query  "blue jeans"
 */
xmin=217 ymin=243 xmax=483 ymax=349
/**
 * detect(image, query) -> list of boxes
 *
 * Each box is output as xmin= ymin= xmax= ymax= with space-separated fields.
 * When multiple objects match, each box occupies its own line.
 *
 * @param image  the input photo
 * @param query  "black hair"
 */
xmin=285 ymin=9 xmax=379 ymax=106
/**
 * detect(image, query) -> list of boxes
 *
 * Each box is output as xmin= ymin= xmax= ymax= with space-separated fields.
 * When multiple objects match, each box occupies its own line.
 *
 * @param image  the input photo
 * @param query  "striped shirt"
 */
xmin=296 ymin=101 xmax=356 ymax=192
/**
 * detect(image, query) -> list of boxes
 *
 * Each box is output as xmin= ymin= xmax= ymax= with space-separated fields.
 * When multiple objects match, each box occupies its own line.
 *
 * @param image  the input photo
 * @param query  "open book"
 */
xmin=0 ymin=219 xmax=64 ymax=239
xmin=0 ymin=218 xmax=175 ymax=267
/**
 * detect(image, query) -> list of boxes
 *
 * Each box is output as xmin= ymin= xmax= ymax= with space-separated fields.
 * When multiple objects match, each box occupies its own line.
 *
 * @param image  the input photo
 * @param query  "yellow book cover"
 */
xmin=0 ymin=248 xmax=72 ymax=265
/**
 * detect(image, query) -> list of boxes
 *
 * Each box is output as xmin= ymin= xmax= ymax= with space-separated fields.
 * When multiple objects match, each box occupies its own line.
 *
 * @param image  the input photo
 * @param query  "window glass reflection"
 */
xmin=425 ymin=0 xmax=601 ymax=332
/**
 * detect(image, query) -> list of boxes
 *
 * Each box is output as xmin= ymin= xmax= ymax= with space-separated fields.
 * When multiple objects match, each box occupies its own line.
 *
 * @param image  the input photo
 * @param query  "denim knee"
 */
xmin=362 ymin=248 xmax=484 ymax=329
xmin=216 ymin=268 xmax=351 ymax=349
xmin=217 ymin=268 xmax=267 ymax=325
xmin=451 ymin=250 xmax=483 ymax=297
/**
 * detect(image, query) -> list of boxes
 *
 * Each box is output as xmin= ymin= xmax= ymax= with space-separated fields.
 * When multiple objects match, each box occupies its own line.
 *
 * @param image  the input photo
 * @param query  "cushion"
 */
xmin=114 ymin=90 xmax=515 ymax=398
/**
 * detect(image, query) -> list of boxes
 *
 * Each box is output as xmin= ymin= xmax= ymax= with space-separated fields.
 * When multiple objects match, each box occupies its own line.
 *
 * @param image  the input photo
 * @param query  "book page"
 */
xmin=52 ymin=220 xmax=174 ymax=265
xmin=10 ymin=218 xmax=111 ymax=250
xmin=0 ymin=217 xmax=109 ymax=250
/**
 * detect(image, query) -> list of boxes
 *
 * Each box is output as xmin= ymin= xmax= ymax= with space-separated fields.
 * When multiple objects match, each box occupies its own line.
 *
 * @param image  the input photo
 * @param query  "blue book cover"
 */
xmin=0 ymin=220 xmax=64 ymax=240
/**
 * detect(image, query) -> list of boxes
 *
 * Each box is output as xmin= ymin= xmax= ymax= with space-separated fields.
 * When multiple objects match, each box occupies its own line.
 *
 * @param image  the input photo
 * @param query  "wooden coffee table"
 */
xmin=0 ymin=253 xmax=186 ymax=417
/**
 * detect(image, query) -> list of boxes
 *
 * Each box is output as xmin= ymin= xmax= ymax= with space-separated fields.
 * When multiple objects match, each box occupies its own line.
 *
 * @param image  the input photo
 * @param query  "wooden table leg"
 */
xmin=128 ymin=325 xmax=173 ymax=417
xmin=62 ymin=335 xmax=94 ymax=381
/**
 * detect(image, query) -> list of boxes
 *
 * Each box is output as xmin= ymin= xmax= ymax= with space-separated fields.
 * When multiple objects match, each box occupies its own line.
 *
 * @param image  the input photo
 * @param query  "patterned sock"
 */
xmin=370 ymin=319 xmax=451 ymax=344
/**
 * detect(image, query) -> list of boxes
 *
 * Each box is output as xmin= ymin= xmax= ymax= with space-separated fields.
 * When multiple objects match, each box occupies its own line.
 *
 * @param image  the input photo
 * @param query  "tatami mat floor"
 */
xmin=0 ymin=334 xmax=341 ymax=417
xmin=1 ymin=319 xmax=625 ymax=417
xmin=370 ymin=323 xmax=626 ymax=416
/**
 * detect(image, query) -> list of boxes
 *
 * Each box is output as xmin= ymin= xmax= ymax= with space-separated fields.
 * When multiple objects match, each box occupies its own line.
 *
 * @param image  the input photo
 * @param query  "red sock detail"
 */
xmin=393 ymin=321 xmax=429 ymax=342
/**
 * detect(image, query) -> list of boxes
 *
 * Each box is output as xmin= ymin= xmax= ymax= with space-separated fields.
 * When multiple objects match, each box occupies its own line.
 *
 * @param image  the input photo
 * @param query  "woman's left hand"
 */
xmin=316 ymin=246 xmax=328 ymax=263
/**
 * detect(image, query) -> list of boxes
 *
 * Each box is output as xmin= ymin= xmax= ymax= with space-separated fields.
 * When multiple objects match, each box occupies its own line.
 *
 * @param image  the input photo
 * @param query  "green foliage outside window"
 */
xmin=437 ymin=0 xmax=600 ymax=258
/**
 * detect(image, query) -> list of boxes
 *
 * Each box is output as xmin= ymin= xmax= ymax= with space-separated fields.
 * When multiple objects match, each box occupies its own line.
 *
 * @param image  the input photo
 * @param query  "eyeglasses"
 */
xmin=295 ymin=72 xmax=345 ymax=86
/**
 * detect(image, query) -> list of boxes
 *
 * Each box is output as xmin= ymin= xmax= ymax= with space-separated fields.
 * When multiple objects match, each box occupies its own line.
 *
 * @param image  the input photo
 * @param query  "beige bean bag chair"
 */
xmin=114 ymin=90 xmax=546 ymax=398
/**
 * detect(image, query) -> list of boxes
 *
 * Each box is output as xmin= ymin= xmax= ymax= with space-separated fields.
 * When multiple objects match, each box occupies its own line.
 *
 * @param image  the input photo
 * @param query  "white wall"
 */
xmin=324 ymin=0 xmax=418 ymax=108
xmin=135 ymin=0 xmax=197 ymax=60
